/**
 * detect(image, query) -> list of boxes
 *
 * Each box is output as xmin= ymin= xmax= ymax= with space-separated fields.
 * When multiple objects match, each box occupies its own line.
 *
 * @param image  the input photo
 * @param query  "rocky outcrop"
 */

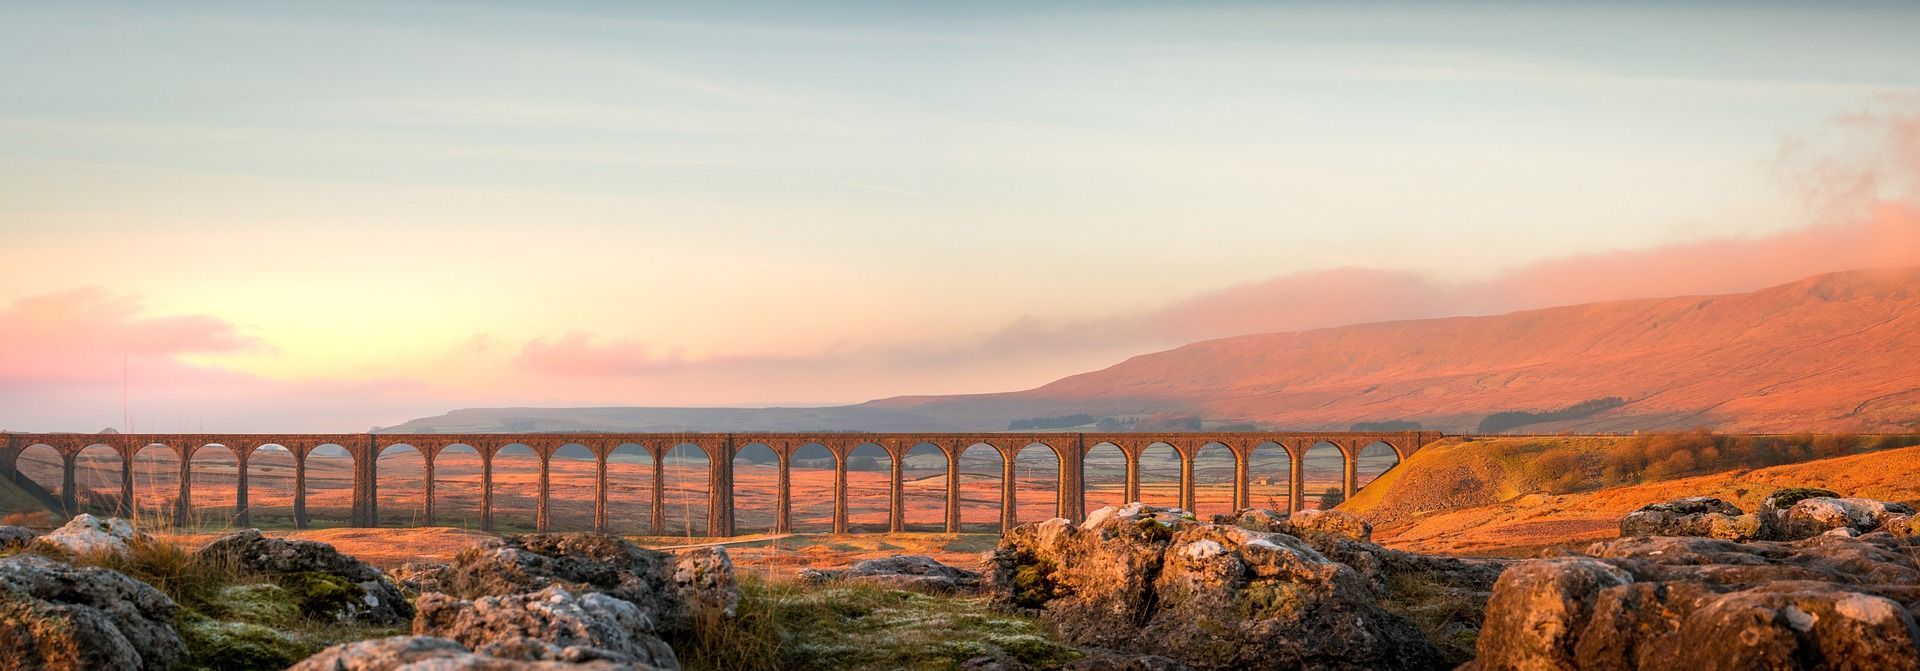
xmin=798 ymin=555 xmax=982 ymax=594
xmin=1471 ymin=528 xmax=1920 ymax=669
xmin=388 ymin=561 xmax=452 ymax=595
xmin=194 ymin=529 xmax=411 ymax=625
xmin=0 ymin=554 xmax=186 ymax=671
xmin=1619 ymin=497 xmax=1764 ymax=541
xmin=443 ymin=533 xmax=736 ymax=633
xmin=414 ymin=586 xmax=678 ymax=669
xmin=1776 ymin=497 xmax=1916 ymax=539
xmin=0 ymin=526 xmax=37 ymax=550
xmin=289 ymin=634 xmax=649 ymax=670
xmin=1286 ymin=509 xmax=1374 ymax=542
xmin=30 ymin=514 xmax=150 ymax=558
xmin=991 ymin=503 xmax=1445 ymax=671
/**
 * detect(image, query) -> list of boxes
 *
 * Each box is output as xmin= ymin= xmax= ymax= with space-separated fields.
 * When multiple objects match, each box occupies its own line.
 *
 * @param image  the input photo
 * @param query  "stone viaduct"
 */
xmin=0 ymin=431 xmax=1444 ymax=535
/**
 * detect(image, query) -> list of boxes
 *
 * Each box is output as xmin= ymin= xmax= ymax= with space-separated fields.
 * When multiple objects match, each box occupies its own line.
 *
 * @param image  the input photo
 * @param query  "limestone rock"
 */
xmin=797 ymin=555 xmax=981 ymax=594
xmin=1778 ymin=497 xmax=1917 ymax=540
xmin=414 ymin=586 xmax=678 ymax=670
xmin=0 ymin=554 xmax=186 ymax=671
xmin=1286 ymin=508 xmax=1373 ymax=542
xmin=30 ymin=514 xmax=150 ymax=558
xmin=288 ymin=634 xmax=647 ymax=670
xmin=194 ymin=529 xmax=411 ymax=625
xmin=388 ymin=561 xmax=452 ymax=595
xmin=443 ymin=533 xmax=735 ymax=633
xmin=0 ymin=526 xmax=37 ymax=550
xmin=1762 ymin=487 xmax=1843 ymax=513
xmin=1214 ymin=508 xmax=1288 ymax=532
xmin=1619 ymin=497 xmax=1762 ymax=541
xmin=991 ymin=504 xmax=1442 ymax=670
xmin=1468 ymin=532 xmax=1920 ymax=670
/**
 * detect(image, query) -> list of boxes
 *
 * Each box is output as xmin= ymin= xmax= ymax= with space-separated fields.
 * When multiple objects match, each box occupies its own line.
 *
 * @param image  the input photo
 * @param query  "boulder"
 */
xmin=0 ymin=526 xmax=37 ymax=550
xmin=414 ymin=586 xmax=678 ymax=669
xmin=388 ymin=561 xmax=452 ymax=595
xmin=288 ymin=634 xmax=648 ymax=670
xmin=443 ymin=533 xmax=735 ymax=633
xmin=1467 ymin=532 xmax=1920 ymax=670
xmin=991 ymin=504 xmax=1443 ymax=670
xmin=1762 ymin=487 xmax=1843 ymax=512
xmin=30 ymin=514 xmax=149 ymax=558
xmin=1778 ymin=497 xmax=1917 ymax=540
xmin=0 ymin=554 xmax=186 ymax=671
xmin=1286 ymin=508 xmax=1373 ymax=542
xmin=797 ymin=555 xmax=981 ymax=594
xmin=1619 ymin=497 xmax=1764 ymax=541
xmin=194 ymin=529 xmax=411 ymax=625
xmin=1213 ymin=508 xmax=1288 ymax=532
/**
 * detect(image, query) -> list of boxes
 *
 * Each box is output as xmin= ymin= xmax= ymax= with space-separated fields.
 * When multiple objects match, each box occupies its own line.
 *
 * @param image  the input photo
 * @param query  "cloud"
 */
xmin=0 ymin=287 xmax=255 ymax=383
xmin=516 ymin=332 xmax=687 ymax=376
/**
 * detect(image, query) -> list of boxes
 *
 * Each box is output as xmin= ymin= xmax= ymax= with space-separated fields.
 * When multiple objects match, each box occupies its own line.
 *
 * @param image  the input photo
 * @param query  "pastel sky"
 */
xmin=4 ymin=2 xmax=1920 ymax=432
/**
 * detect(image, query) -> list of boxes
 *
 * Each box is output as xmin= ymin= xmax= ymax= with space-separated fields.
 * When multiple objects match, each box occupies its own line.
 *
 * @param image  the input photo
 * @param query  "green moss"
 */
xmin=1008 ymin=551 xmax=1059 ymax=609
xmin=277 ymin=571 xmax=365 ymax=621
xmin=205 ymin=584 xmax=300 ymax=626
xmin=1234 ymin=579 xmax=1308 ymax=620
xmin=179 ymin=614 xmax=308 ymax=671
xmin=1133 ymin=516 xmax=1175 ymax=543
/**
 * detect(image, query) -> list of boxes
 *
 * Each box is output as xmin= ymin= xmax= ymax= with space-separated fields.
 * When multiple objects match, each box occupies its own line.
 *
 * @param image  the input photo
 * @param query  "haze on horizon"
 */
xmin=3 ymin=1 xmax=1920 ymax=432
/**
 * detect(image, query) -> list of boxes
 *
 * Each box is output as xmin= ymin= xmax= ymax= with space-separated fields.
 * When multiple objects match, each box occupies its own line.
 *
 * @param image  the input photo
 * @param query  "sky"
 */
xmin=3 ymin=2 xmax=1920 ymax=432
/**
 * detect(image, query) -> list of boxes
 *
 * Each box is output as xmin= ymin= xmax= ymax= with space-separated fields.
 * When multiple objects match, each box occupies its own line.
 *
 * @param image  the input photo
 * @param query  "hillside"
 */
xmin=1347 ymin=437 xmax=1920 ymax=555
xmin=871 ymin=267 xmax=1920 ymax=433
xmin=394 ymin=267 xmax=1920 ymax=434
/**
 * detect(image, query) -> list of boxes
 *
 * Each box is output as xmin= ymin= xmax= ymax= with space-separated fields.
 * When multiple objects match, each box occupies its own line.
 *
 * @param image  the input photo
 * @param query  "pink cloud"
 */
xmin=0 ymin=287 xmax=256 ymax=383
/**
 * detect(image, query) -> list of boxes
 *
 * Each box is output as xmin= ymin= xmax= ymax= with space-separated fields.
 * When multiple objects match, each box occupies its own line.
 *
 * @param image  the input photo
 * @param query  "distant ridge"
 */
xmin=392 ymin=267 xmax=1920 ymax=435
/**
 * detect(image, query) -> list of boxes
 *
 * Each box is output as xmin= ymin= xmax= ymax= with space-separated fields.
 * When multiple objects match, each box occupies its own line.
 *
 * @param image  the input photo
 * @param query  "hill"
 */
xmin=870 ymin=267 xmax=1920 ymax=433
xmin=393 ymin=267 xmax=1920 ymax=434
xmin=1346 ymin=436 xmax=1920 ymax=555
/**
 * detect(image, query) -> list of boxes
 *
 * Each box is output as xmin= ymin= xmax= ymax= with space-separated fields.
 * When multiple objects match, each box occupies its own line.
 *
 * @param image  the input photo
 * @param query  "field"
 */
xmin=6 ymin=441 xmax=1396 ymax=536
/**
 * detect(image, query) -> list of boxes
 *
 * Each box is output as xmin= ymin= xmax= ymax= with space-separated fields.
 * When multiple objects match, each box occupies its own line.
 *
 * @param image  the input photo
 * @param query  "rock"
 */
xmin=1762 ymin=487 xmax=1843 ymax=512
xmin=1468 ymin=532 xmax=1920 ymax=670
xmin=0 ymin=554 xmax=186 ymax=671
xmin=1778 ymin=497 xmax=1917 ymax=540
xmin=194 ymin=529 xmax=411 ymax=625
xmin=1286 ymin=508 xmax=1373 ymax=542
xmin=30 ymin=514 xmax=150 ymax=558
xmin=1214 ymin=508 xmax=1287 ymax=532
xmin=288 ymin=634 xmax=645 ymax=670
xmin=0 ymin=526 xmax=37 ymax=550
xmin=414 ymin=586 xmax=678 ymax=669
xmin=1619 ymin=497 xmax=1762 ymax=541
xmin=991 ymin=503 xmax=1442 ymax=670
xmin=1883 ymin=513 xmax=1917 ymax=538
xmin=388 ymin=561 xmax=452 ymax=595
xmin=1062 ymin=650 xmax=1193 ymax=670
xmin=797 ymin=555 xmax=982 ymax=594
xmin=443 ymin=533 xmax=736 ymax=633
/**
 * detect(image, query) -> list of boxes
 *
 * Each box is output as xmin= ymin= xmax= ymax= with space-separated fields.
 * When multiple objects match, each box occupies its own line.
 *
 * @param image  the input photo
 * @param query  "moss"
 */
xmin=179 ymin=615 xmax=307 ymax=671
xmin=1008 ymin=551 xmax=1059 ymax=609
xmin=276 ymin=571 xmax=366 ymax=621
xmin=1234 ymin=579 xmax=1308 ymax=620
xmin=1133 ymin=516 xmax=1175 ymax=543
xmin=204 ymin=584 xmax=300 ymax=626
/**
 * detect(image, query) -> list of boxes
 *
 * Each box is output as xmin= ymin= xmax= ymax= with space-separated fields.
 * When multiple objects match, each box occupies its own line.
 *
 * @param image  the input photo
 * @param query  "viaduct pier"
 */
xmin=2 ymin=431 xmax=1444 ymax=535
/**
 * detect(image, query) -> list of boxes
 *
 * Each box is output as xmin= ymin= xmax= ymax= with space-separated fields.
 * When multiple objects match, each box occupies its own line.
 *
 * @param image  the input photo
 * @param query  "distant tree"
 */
xmin=1318 ymin=487 xmax=1345 ymax=509
xmin=1476 ymin=397 xmax=1625 ymax=434
xmin=1350 ymin=420 xmax=1422 ymax=432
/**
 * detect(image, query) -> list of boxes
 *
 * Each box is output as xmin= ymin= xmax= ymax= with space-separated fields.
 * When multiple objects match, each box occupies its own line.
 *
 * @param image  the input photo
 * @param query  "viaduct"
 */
xmin=0 ymin=431 xmax=1444 ymax=535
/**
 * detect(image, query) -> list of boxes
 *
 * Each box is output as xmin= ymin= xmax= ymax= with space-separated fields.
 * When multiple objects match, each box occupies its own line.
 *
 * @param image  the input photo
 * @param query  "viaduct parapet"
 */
xmin=1 ymin=431 xmax=1444 ymax=535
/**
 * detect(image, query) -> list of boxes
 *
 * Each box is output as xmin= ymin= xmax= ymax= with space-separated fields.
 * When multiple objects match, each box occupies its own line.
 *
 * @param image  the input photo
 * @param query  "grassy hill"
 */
xmin=1346 ymin=435 xmax=1920 ymax=556
xmin=0 ymin=474 xmax=57 ymax=525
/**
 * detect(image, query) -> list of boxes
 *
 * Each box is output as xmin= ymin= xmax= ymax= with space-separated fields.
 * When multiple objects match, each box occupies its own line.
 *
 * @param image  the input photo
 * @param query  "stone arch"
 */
xmin=548 ymin=442 xmax=596 ymax=532
xmin=844 ymin=442 xmax=892 ymax=533
xmin=604 ymin=443 xmax=654 ymax=535
xmin=302 ymin=443 xmax=356 ymax=528
xmin=1138 ymin=442 xmax=1182 ymax=507
xmin=186 ymin=442 xmax=241 ymax=528
xmin=1302 ymin=440 xmax=1347 ymax=510
xmin=434 ymin=444 xmax=485 ymax=530
xmin=731 ymin=442 xmax=779 ymax=534
xmin=6 ymin=443 xmax=65 ymax=524
xmin=1354 ymin=440 xmax=1401 ymax=492
xmin=489 ymin=443 xmax=541 ymax=533
xmin=1246 ymin=440 xmax=1293 ymax=512
xmin=245 ymin=444 xmax=299 ymax=529
xmin=788 ymin=443 xmax=835 ymax=533
xmin=1083 ymin=441 xmax=1128 ymax=511
xmin=900 ymin=442 xmax=946 ymax=531
xmin=74 ymin=443 xmax=125 ymax=517
xmin=1011 ymin=442 xmax=1061 ymax=524
xmin=375 ymin=443 xmax=427 ymax=528
xmin=660 ymin=443 xmax=710 ymax=537
xmin=956 ymin=442 xmax=1004 ymax=532
xmin=1191 ymin=441 xmax=1236 ymax=515
xmin=127 ymin=442 xmax=181 ymax=527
